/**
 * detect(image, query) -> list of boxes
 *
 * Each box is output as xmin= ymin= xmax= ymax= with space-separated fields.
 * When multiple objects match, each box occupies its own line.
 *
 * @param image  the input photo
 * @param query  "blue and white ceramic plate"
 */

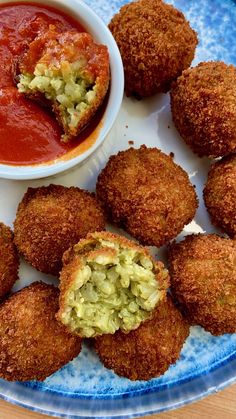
xmin=0 ymin=0 xmax=236 ymax=417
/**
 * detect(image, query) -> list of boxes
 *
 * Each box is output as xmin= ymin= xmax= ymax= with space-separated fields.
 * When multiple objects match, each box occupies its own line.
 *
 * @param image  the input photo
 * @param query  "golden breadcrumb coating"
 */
xmin=168 ymin=234 xmax=236 ymax=335
xmin=171 ymin=61 xmax=236 ymax=157
xmin=57 ymin=231 xmax=169 ymax=338
xmin=95 ymin=295 xmax=189 ymax=380
xmin=14 ymin=184 xmax=105 ymax=276
xmin=96 ymin=146 xmax=198 ymax=247
xmin=0 ymin=223 xmax=19 ymax=300
xmin=0 ymin=282 xmax=82 ymax=382
xmin=204 ymin=154 xmax=236 ymax=237
xmin=18 ymin=27 xmax=110 ymax=142
xmin=108 ymin=0 xmax=197 ymax=97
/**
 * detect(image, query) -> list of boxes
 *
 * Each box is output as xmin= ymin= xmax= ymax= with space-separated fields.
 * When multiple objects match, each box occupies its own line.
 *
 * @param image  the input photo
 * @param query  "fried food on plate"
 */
xmin=95 ymin=295 xmax=189 ymax=380
xmin=18 ymin=27 xmax=110 ymax=142
xmin=108 ymin=0 xmax=197 ymax=97
xmin=0 ymin=282 xmax=82 ymax=382
xmin=96 ymin=146 xmax=198 ymax=247
xmin=0 ymin=223 xmax=19 ymax=300
xmin=14 ymin=184 xmax=105 ymax=276
xmin=203 ymin=154 xmax=236 ymax=237
xmin=171 ymin=61 xmax=236 ymax=157
xmin=57 ymin=231 xmax=169 ymax=338
xmin=168 ymin=234 xmax=236 ymax=335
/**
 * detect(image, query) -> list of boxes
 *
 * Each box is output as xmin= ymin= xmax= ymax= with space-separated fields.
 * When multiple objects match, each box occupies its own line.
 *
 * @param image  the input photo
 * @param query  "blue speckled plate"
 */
xmin=0 ymin=0 xmax=236 ymax=417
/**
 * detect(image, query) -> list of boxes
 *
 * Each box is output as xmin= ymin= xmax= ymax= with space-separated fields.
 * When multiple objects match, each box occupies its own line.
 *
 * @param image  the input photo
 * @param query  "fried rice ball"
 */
xmin=14 ymin=184 xmax=105 ymax=276
xmin=203 ymin=154 xmax=236 ymax=237
xmin=96 ymin=146 xmax=198 ymax=247
xmin=57 ymin=231 xmax=169 ymax=338
xmin=0 ymin=282 xmax=82 ymax=382
xmin=95 ymin=295 xmax=189 ymax=381
xmin=168 ymin=234 xmax=236 ymax=335
xmin=108 ymin=0 xmax=197 ymax=97
xmin=0 ymin=223 xmax=19 ymax=300
xmin=18 ymin=27 xmax=110 ymax=142
xmin=171 ymin=61 xmax=236 ymax=157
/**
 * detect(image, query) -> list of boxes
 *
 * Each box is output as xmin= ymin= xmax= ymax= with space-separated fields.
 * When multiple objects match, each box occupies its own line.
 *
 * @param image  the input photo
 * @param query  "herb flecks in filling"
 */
xmin=17 ymin=30 xmax=110 ymax=142
xmin=19 ymin=61 xmax=97 ymax=141
xmin=59 ymin=234 xmax=168 ymax=338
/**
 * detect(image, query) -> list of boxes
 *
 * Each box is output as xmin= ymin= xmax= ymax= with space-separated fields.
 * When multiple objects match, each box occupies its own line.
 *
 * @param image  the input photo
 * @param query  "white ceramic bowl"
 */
xmin=0 ymin=0 xmax=124 ymax=180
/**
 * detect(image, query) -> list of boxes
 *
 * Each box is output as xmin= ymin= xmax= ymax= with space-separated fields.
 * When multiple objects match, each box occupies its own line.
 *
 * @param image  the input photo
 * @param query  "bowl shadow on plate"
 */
xmin=123 ymin=93 xmax=168 ymax=119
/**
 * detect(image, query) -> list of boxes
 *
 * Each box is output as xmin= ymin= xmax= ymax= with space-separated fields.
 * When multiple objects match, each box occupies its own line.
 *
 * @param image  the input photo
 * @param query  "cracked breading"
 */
xmin=168 ymin=234 xmax=236 ymax=336
xmin=95 ymin=295 xmax=189 ymax=380
xmin=171 ymin=61 xmax=236 ymax=157
xmin=0 ymin=282 xmax=82 ymax=382
xmin=57 ymin=231 xmax=169 ymax=338
xmin=0 ymin=223 xmax=19 ymax=300
xmin=96 ymin=145 xmax=198 ymax=247
xmin=14 ymin=184 xmax=105 ymax=276
xmin=203 ymin=154 xmax=236 ymax=237
xmin=18 ymin=27 xmax=110 ymax=142
xmin=108 ymin=0 xmax=197 ymax=97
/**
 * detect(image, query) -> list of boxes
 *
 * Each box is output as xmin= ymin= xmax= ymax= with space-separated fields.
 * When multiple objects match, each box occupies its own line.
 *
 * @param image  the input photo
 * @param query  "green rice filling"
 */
xmin=18 ymin=60 xmax=97 ymax=139
xmin=61 ymin=239 xmax=163 ymax=337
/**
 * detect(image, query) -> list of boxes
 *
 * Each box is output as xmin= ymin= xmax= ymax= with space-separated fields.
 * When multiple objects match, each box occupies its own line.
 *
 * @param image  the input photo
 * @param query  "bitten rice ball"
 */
xmin=168 ymin=234 xmax=236 ymax=335
xmin=171 ymin=61 xmax=236 ymax=157
xmin=18 ymin=28 xmax=110 ymax=142
xmin=57 ymin=231 xmax=169 ymax=338
xmin=96 ymin=146 xmax=198 ymax=247
xmin=203 ymin=154 xmax=236 ymax=237
xmin=0 ymin=223 xmax=19 ymax=300
xmin=0 ymin=282 xmax=82 ymax=382
xmin=14 ymin=184 xmax=105 ymax=276
xmin=108 ymin=0 xmax=197 ymax=97
xmin=95 ymin=295 xmax=190 ymax=380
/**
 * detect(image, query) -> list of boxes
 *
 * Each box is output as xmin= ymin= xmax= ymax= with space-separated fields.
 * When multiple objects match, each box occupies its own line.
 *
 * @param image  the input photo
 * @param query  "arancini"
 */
xmin=18 ymin=28 xmax=110 ymax=142
xmin=95 ymin=295 xmax=189 ymax=380
xmin=14 ymin=184 xmax=105 ymax=276
xmin=0 ymin=222 xmax=19 ymax=300
xmin=168 ymin=234 xmax=236 ymax=335
xmin=96 ymin=146 xmax=198 ymax=248
xmin=57 ymin=231 xmax=169 ymax=338
xmin=109 ymin=0 xmax=197 ymax=97
xmin=0 ymin=282 xmax=82 ymax=382
xmin=203 ymin=154 xmax=236 ymax=237
xmin=171 ymin=61 xmax=236 ymax=157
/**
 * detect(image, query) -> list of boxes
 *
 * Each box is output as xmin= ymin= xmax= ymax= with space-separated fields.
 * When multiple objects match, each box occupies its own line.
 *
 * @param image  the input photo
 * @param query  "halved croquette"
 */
xmin=18 ymin=28 xmax=110 ymax=142
xmin=57 ymin=231 xmax=169 ymax=338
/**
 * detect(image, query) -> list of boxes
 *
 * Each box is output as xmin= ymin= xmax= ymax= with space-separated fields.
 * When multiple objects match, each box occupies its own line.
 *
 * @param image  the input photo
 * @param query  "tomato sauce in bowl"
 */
xmin=0 ymin=2 xmax=104 ymax=165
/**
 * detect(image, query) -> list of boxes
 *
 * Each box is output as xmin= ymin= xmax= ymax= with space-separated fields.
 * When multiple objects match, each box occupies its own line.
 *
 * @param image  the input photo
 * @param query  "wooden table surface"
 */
xmin=0 ymin=384 xmax=235 ymax=419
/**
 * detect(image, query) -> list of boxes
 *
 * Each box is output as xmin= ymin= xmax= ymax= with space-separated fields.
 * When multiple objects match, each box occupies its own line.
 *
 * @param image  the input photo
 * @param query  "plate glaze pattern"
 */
xmin=89 ymin=0 xmax=236 ymax=64
xmin=20 ymin=328 xmax=236 ymax=397
xmin=0 ymin=0 xmax=236 ymax=417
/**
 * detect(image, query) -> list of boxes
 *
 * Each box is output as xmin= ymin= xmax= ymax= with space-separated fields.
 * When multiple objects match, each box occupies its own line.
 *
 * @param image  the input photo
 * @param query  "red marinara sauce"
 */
xmin=0 ymin=2 xmax=102 ymax=165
